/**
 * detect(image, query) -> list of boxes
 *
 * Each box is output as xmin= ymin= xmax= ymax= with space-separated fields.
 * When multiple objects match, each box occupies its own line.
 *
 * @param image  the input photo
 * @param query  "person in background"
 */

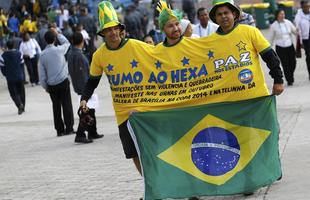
xmin=8 ymin=32 xmax=22 ymax=49
xmin=19 ymin=32 xmax=41 ymax=86
xmin=237 ymin=6 xmax=255 ymax=26
xmin=20 ymin=4 xmax=29 ymax=19
xmin=192 ymin=7 xmax=218 ymax=37
xmin=134 ymin=0 xmax=149 ymax=35
xmin=182 ymin=0 xmax=196 ymax=23
xmin=270 ymin=10 xmax=297 ymax=86
xmin=58 ymin=4 xmax=69 ymax=30
xmin=78 ymin=6 xmax=97 ymax=60
xmin=21 ymin=14 xmax=32 ymax=34
xmin=148 ymin=17 xmax=165 ymax=44
xmin=61 ymin=21 xmax=73 ymax=40
xmin=35 ymin=17 xmax=49 ymax=50
xmin=180 ymin=18 xmax=199 ymax=38
xmin=295 ymin=0 xmax=310 ymax=81
xmin=39 ymin=28 xmax=75 ymax=137
xmin=143 ymin=34 xmax=155 ymax=45
xmin=124 ymin=4 xmax=143 ymax=40
xmin=0 ymin=40 xmax=25 ymax=115
xmin=67 ymin=32 xmax=103 ymax=143
xmin=7 ymin=12 xmax=20 ymax=35
xmin=0 ymin=7 xmax=8 ymax=48
xmin=68 ymin=5 xmax=79 ymax=32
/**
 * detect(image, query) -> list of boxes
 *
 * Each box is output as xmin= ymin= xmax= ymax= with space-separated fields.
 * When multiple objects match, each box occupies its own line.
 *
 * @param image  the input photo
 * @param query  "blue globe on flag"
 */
xmin=191 ymin=127 xmax=240 ymax=176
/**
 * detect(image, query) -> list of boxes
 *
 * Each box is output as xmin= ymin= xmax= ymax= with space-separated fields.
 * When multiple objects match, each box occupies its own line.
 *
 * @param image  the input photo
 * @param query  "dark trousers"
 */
xmin=24 ymin=57 xmax=39 ymax=84
xmin=76 ymin=108 xmax=98 ymax=138
xmin=276 ymin=45 xmax=296 ymax=84
xmin=7 ymin=80 xmax=25 ymax=109
xmin=48 ymin=79 xmax=74 ymax=134
xmin=302 ymin=39 xmax=310 ymax=78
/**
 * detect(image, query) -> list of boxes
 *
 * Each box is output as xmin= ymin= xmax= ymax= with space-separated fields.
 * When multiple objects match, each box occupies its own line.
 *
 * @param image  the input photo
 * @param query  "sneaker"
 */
xmin=75 ymin=136 xmax=93 ymax=144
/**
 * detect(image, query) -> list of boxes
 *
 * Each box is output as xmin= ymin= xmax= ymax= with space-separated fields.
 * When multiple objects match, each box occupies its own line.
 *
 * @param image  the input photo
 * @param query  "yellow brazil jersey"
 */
xmin=0 ymin=14 xmax=7 ymax=36
xmin=30 ymin=21 xmax=38 ymax=33
xmin=0 ymin=14 xmax=7 ymax=26
xmin=90 ymin=39 xmax=155 ymax=124
xmin=90 ymin=26 xmax=270 ymax=125
xmin=22 ymin=19 xmax=32 ymax=33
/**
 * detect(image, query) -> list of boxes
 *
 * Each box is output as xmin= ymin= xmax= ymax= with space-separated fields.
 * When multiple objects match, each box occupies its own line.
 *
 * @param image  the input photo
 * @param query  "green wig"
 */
xmin=157 ymin=0 xmax=183 ymax=31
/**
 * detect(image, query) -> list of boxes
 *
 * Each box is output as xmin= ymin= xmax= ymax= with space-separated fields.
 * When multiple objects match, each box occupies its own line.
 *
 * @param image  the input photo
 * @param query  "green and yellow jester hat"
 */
xmin=157 ymin=0 xmax=183 ymax=31
xmin=97 ymin=1 xmax=125 ymax=37
xmin=209 ymin=0 xmax=240 ymax=24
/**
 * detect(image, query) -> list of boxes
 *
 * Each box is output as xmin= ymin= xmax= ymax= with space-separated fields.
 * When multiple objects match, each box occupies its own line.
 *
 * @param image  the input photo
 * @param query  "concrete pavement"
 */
xmin=1 ymin=30 xmax=310 ymax=199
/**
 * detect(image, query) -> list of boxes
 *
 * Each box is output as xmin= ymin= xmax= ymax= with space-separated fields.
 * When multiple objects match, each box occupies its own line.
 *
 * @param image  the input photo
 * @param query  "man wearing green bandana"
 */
xmin=157 ymin=0 xmax=183 ymax=46
xmin=208 ymin=0 xmax=284 ymax=95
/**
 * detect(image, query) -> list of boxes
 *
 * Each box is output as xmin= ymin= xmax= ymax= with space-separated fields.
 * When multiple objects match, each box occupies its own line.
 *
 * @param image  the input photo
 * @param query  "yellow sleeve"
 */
xmin=251 ymin=27 xmax=271 ymax=54
xmin=31 ymin=22 xmax=38 ymax=32
xmin=89 ymin=49 xmax=104 ymax=77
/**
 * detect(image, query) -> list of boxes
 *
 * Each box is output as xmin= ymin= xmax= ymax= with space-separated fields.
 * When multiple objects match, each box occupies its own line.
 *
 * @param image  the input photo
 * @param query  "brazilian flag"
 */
xmin=128 ymin=96 xmax=282 ymax=200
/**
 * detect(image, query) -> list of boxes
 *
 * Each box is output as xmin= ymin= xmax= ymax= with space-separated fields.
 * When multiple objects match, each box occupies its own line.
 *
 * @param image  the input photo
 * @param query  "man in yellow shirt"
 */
xmin=208 ymin=0 xmax=284 ymax=95
xmin=80 ymin=1 xmax=153 ymax=175
xmin=0 ymin=7 xmax=7 ymax=47
xmin=156 ymin=1 xmax=183 ymax=46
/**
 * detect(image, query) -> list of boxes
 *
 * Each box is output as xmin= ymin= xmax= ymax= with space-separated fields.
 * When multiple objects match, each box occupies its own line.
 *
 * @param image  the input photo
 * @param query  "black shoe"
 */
xmin=18 ymin=104 xmax=24 ymax=115
xmin=75 ymin=136 xmax=93 ymax=144
xmin=188 ymin=197 xmax=200 ymax=200
xmin=65 ymin=131 xmax=76 ymax=135
xmin=88 ymin=133 xmax=104 ymax=140
xmin=243 ymin=192 xmax=254 ymax=196
xmin=288 ymin=82 xmax=293 ymax=86
xmin=277 ymin=174 xmax=282 ymax=181
xmin=57 ymin=132 xmax=65 ymax=137
xmin=24 ymin=81 xmax=29 ymax=85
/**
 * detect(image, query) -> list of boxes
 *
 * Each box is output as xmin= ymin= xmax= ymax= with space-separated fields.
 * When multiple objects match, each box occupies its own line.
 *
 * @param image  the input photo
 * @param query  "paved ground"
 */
xmin=1 ymin=30 xmax=310 ymax=200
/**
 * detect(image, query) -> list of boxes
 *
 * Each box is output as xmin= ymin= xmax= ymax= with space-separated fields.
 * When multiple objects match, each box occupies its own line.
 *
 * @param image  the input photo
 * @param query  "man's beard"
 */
xmin=167 ymin=31 xmax=181 ymax=40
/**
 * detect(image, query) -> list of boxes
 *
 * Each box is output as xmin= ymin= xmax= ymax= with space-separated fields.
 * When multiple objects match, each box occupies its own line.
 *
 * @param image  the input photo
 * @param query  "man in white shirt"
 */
xmin=295 ymin=0 xmax=310 ymax=80
xmin=192 ymin=7 xmax=218 ymax=37
xmin=58 ymin=4 xmax=69 ymax=30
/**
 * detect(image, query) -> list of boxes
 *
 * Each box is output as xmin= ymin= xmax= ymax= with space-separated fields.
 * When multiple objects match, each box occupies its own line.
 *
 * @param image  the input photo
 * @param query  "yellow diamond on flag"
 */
xmin=157 ymin=114 xmax=270 ymax=185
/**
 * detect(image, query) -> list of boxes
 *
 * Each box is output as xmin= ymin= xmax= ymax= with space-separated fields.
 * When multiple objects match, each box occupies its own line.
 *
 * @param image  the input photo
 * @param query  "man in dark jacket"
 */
xmin=0 ymin=40 xmax=25 ymax=115
xmin=78 ymin=7 xmax=97 ymax=61
xmin=182 ymin=0 xmax=196 ymax=23
xmin=67 ymin=32 xmax=103 ymax=143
